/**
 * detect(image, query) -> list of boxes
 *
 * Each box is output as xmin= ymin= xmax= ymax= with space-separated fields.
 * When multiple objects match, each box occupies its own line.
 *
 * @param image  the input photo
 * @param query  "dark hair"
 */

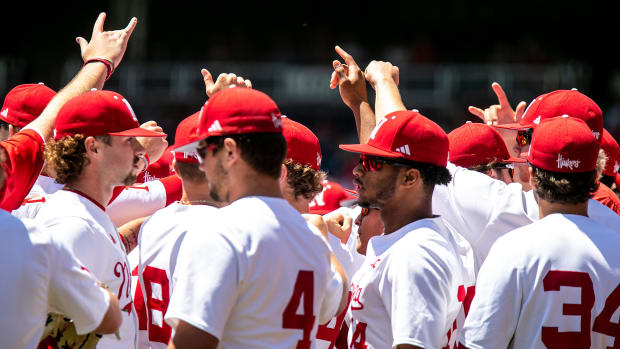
xmin=285 ymin=159 xmax=326 ymax=199
xmin=531 ymin=165 xmax=598 ymax=204
xmin=206 ymin=132 xmax=287 ymax=179
xmin=45 ymin=134 xmax=110 ymax=184
xmin=600 ymin=174 xmax=615 ymax=188
xmin=175 ymin=161 xmax=206 ymax=183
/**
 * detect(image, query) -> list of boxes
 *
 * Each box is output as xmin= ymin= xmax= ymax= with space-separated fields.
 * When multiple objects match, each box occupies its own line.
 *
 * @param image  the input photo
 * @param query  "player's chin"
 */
xmin=122 ymin=173 xmax=138 ymax=186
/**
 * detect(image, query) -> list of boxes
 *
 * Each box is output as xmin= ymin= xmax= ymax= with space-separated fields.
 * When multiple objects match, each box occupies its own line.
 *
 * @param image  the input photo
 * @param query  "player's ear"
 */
xmin=528 ymin=166 xmax=536 ymax=190
xmin=222 ymin=137 xmax=240 ymax=166
xmin=401 ymin=167 xmax=421 ymax=188
xmin=84 ymin=136 xmax=99 ymax=155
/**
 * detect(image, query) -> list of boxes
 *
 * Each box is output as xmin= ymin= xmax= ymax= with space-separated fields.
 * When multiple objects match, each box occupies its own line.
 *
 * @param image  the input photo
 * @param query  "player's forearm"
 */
xmin=374 ymin=78 xmax=406 ymax=121
xmin=358 ymin=101 xmax=376 ymax=144
xmin=117 ymin=216 xmax=147 ymax=253
xmin=331 ymin=253 xmax=349 ymax=315
xmin=26 ymin=63 xmax=107 ymax=140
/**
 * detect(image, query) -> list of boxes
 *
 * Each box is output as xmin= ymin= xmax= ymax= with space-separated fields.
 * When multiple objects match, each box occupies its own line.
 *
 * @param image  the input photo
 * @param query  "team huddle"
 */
xmin=1 ymin=12 xmax=620 ymax=349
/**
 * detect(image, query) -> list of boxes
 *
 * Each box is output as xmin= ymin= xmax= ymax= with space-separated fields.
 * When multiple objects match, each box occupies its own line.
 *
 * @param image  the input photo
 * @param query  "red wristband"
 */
xmin=83 ymin=58 xmax=114 ymax=81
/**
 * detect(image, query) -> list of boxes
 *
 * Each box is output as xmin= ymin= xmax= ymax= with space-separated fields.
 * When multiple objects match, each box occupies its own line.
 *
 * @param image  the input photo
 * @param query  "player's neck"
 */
xmin=64 ymin=177 xmax=113 ymax=209
xmin=179 ymin=182 xmax=220 ymax=206
xmin=538 ymin=199 xmax=588 ymax=218
xmin=381 ymin=200 xmax=433 ymax=235
xmin=229 ymin=170 xmax=283 ymax=203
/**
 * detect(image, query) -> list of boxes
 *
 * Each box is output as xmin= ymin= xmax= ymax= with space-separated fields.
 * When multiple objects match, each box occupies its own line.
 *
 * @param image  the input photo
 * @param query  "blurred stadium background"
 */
xmin=2 ymin=1 xmax=619 ymax=185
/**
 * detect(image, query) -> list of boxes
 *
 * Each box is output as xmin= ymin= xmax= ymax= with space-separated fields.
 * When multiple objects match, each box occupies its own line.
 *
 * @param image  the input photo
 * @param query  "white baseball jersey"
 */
xmin=316 ymin=207 xmax=364 ymax=349
xmin=346 ymin=217 xmax=475 ymax=349
xmin=165 ymin=196 xmax=342 ymax=348
xmin=35 ymin=189 xmax=138 ymax=349
xmin=0 ymin=209 xmax=110 ymax=349
xmin=433 ymin=163 xmax=620 ymax=270
xmin=14 ymin=179 xmax=172 ymax=225
xmin=459 ymin=213 xmax=620 ymax=349
xmin=133 ymin=202 xmax=217 ymax=349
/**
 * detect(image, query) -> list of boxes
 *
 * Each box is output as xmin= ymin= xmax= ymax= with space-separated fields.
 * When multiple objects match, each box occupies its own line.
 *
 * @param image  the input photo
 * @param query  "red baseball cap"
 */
xmin=1 ymin=83 xmax=56 ymax=128
xmin=601 ymin=129 xmax=620 ymax=177
xmin=527 ymin=116 xmax=599 ymax=173
xmin=172 ymin=87 xmax=282 ymax=152
xmin=339 ymin=110 xmax=449 ymax=167
xmin=495 ymin=89 xmax=603 ymax=142
xmin=309 ymin=181 xmax=356 ymax=215
xmin=282 ymin=116 xmax=322 ymax=170
xmin=137 ymin=150 xmax=174 ymax=183
xmin=448 ymin=122 xmax=525 ymax=168
xmin=54 ymin=90 xmax=166 ymax=140
xmin=172 ymin=112 xmax=201 ymax=164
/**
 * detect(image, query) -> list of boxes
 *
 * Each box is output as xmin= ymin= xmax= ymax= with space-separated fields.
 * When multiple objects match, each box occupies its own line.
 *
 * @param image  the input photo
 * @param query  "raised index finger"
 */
xmin=492 ymin=82 xmax=511 ymax=109
xmin=124 ymin=17 xmax=138 ymax=36
xmin=335 ymin=45 xmax=357 ymax=67
xmin=92 ymin=12 xmax=106 ymax=34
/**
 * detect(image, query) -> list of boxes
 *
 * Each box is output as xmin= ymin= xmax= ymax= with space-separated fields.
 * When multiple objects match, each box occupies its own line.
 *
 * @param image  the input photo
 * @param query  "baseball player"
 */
xmin=309 ymin=180 xmax=356 ymax=215
xmin=459 ymin=116 xmax=620 ymax=349
xmin=339 ymin=110 xmax=475 ymax=349
xmin=35 ymin=89 xmax=166 ymax=349
xmin=0 ymin=83 xmax=56 ymax=141
xmin=591 ymin=129 xmax=620 ymax=213
xmin=0 ymin=12 xmax=137 ymax=211
xmin=354 ymin=61 xmax=620 ymax=269
xmin=130 ymin=111 xmax=220 ymax=349
xmin=165 ymin=87 xmax=347 ymax=348
xmin=447 ymin=121 xmax=525 ymax=184
xmin=0 ymin=209 xmax=123 ymax=349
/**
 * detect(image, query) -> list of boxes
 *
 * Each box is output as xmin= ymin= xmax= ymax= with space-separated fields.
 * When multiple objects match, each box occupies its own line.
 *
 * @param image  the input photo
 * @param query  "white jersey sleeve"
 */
xmin=106 ymin=181 xmax=168 ymax=226
xmin=12 ymin=193 xmax=48 ymax=219
xmin=48 ymin=237 xmax=111 ymax=335
xmin=165 ymin=225 xmax=239 ymax=339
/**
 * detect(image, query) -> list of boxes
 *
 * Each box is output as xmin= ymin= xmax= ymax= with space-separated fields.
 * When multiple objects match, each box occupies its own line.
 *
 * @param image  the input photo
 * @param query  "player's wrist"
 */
xmin=83 ymin=58 xmax=114 ymax=81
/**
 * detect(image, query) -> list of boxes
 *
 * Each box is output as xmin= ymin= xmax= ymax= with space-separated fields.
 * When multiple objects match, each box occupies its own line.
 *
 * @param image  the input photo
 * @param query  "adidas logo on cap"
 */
xmin=208 ymin=120 xmax=222 ymax=132
xmin=395 ymin=144 xmax=411 ymax=156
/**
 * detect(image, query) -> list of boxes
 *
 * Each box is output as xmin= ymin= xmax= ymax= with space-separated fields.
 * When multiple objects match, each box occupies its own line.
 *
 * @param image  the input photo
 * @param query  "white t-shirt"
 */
xmin=165 ymin=196 xmax=342 ymax=349
xmin=35 ymin=189 xmax=138 ymax=349
xmin=14 ymin=180 xmax=169 ymax=225
xmin=0 ymin=210 xmax=110 ymax=349
xmin=346 ymin=217 xmax=475 ymax=349
xmin=433 ymin=163 xmax=620 ymax=270
xmin=133 ymin=202 xmax=218 ymax=349
xmin=459 ymin=213 xmax=620 ymax=349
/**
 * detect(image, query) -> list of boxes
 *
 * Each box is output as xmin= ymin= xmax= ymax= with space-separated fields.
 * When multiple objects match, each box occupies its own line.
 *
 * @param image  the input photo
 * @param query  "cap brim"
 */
xmin=108 ymin=128 xmax=167 ymax=137
xmin=501 ymin=156 xmax=527 ymax=164
xmin=169 ymin=139 xmax=201 ymax=153
xmin=493 ymin=123 xmax=532 ymax=131
xmin=339 ymin=143 xmax=401 ymax=158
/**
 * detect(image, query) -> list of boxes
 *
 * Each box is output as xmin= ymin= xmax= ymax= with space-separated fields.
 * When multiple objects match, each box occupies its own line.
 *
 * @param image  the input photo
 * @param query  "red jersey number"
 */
xmin=134 ymin=266 xmax=172 ymax=344
xmin=283 ymin=270 xmax=316 ymax=349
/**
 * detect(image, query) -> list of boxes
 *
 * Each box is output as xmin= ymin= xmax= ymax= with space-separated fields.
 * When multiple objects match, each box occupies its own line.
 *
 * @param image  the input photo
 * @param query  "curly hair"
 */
xmin=531 ymin=165 xmax=598 ymax=204
xmin=285 ymin=159 xmax=326 ymax=200
xmin=45 ymin=135 xmax=110 ymax=184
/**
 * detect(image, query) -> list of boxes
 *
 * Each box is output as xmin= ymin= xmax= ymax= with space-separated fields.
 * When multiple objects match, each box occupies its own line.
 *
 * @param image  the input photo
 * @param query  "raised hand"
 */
xmin=137 ymin=121 xmax=168 ymax=163
xmin=364 ymin=60 xmax=400 ymax=90
xmin=202 ymin=69 xmax=252 ymax=97
xmin=330 ymin=46 xmax=368 ymax=109
xmin=468 ymin=82 xmax=527 ymax=126
xmin=76 ymin=13 xmax=138 ymax=70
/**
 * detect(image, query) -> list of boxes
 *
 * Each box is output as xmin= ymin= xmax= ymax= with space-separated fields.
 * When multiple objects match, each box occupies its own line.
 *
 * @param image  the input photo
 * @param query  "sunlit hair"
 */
xmin=45 ymin=134 xmax=111 ymax=184
xmin=285 ymin=159 xmax=326 ymax=200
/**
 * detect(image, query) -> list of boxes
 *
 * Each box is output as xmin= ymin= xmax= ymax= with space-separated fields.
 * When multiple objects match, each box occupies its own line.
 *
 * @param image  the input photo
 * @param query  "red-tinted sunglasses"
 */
xmin=359 ymin=154 xmax=411 ymax=172
xmin=516 ymin=128 xmax=533 ymax=147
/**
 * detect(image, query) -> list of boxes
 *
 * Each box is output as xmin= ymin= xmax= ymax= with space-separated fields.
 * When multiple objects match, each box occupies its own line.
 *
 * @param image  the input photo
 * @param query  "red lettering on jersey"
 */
xmin=592 ymin=282 xmax=620 ymax=348
xmin=125 ymin=185 xmax=150 ymax=192
xmin=317 ymin=291 xmax=352 ymax=348
xmin=21 ymin=196 xmax=45 ymax=206
xmin=349 ymin=321 xmax=368 ymax=349
xmin=370 ymin=258 xmax=381 ymax=269
xmin=351 ymin=284 xmax=364 ymax=311
xmin=541 ymin=270 xmax=595 ymax=349
xmin=283 ymin=270 xmax=316 ymax=349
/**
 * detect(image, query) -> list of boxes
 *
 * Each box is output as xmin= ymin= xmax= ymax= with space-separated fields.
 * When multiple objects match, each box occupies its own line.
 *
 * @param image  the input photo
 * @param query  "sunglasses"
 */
xmin=196 ymin=141 xmax=219 ymax=160
xmin=359 ymin=154 xmax=412 ymax=172
xmin=516 ymin=128 xmax=533 ymax=147
xmin=360 ymin=206 xmax=380 ymax=217
xmin=492 ymin=162 xmax=515 ymax=179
